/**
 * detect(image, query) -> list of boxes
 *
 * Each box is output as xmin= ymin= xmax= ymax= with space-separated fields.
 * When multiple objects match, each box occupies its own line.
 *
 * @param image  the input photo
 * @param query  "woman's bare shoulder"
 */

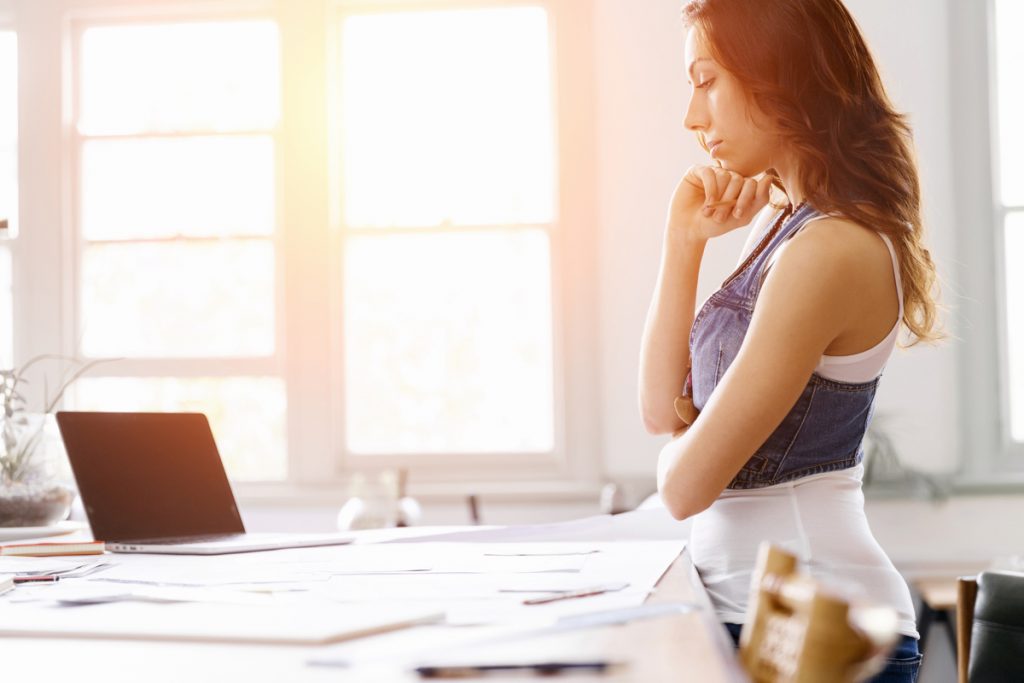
xmin=767 ymin=216 xmax=898 ymax=344
xmin=780 ymin=216 xmax=892 ymax=281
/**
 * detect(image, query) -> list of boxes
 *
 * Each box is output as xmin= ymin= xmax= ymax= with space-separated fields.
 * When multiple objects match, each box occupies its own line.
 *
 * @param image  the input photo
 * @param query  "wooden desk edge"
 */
xmin=644 ymin=547 xmax=749 ymax=683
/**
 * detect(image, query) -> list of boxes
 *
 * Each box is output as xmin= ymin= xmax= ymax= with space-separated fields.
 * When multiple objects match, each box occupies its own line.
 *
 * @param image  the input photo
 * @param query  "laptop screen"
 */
xmin=56 ymin=412 xmax=245 ymax=542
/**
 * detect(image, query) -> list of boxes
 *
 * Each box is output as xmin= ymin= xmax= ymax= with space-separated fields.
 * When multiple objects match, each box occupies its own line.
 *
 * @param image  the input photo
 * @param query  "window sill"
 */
xmin=950 ymin=472 xmax=1024 ymax=495
xmin=232 ymin=478 xmax=607 ymax=508
xmin=864 ymin=470 xmax=1024 ymax=500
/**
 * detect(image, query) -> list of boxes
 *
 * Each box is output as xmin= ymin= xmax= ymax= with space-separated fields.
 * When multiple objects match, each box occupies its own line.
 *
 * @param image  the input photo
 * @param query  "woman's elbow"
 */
xmin=643 ymin=415 xmax=669 ymax=435
xmin=640 ymin=403 xmax=680 ymax=435
xmin=662 ymin=495 xmax=710 ymax=522
xmin=659 ymin=481 xmax=713 ymax=521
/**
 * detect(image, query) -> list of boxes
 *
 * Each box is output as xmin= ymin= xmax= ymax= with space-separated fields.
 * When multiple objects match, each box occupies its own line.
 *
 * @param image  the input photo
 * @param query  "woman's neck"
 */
xmin=773 ymin=156 xmax=805 ymax=208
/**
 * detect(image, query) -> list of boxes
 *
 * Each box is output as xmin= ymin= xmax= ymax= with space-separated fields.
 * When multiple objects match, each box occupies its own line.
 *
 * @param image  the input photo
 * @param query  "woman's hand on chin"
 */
xmin=667 ymin=165 xmax=773 ymax=243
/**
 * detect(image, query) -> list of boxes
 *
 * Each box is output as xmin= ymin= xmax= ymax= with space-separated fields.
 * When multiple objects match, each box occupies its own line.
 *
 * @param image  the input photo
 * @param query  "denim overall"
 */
xmin=685 ymin=203 xmax=879 ymax=490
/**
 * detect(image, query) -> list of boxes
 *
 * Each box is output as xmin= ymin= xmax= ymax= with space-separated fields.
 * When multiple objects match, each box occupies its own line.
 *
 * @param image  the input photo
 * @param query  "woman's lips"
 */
xmin=708 ymin=139 xmax=723 ymax=157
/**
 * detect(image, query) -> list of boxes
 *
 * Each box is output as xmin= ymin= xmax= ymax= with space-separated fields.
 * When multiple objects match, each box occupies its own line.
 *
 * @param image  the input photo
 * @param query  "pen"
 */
xmin=522 ymin=581 xmax=628 ymax=606
xmin=467 ymin=494 xmax=481 ymax=525
xmin=416 ymin=661 xmax=614 ymax=678
xmin=13 ymin=575 xmax=61 ymax=585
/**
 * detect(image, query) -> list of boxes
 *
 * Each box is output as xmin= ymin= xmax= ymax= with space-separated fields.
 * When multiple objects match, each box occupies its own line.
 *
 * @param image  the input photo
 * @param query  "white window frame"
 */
xmin=66 ymin=7 xmax=289 ymax=480
xmin=951 ymin=0 xmax=1024 ymax=487
xmin=0 ymin=12 xmax=15 ymax=368
xmin=10 ymin=0 xmax=602 ymax=500
xmin=325 ymin=0 xmax=594 ymax=485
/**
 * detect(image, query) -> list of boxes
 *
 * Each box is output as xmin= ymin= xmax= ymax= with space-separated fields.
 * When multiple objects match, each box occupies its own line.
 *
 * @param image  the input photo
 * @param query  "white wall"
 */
xmin=593 ymin=0 xmax=960 ymax=479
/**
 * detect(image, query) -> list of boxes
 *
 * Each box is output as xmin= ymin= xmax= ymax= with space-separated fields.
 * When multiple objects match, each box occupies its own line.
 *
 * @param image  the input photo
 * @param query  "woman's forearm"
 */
xmin=640 ymin=165 xmax=768 ymax=434
xmin=638 ymin=227 xmax=706 ymax=434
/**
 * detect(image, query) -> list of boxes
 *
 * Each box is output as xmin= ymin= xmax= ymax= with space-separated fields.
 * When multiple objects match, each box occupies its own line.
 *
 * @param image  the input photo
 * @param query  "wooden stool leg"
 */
xmin=956 ymin=577 xmax=978 ymax=683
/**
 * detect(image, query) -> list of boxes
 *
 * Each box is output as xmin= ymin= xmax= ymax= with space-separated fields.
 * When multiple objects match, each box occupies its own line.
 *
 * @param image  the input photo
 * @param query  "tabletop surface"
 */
xmin=0 ymin=532 xmax=746 ymax=683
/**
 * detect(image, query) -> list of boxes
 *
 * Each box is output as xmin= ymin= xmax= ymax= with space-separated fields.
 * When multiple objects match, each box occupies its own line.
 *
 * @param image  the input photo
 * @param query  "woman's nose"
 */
xmin=684 ymin=95 xmax=706 ymax=132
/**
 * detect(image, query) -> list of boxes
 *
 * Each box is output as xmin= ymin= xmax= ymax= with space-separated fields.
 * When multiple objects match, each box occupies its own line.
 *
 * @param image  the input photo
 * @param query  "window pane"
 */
xmin=81 ymin=240 xmax=274 ymax=358
xmin=82 ymin=136 xmax=274 ymax=240
xmin=344 ymin=230 xmax=554 ymax=454
xmin=341 ymin=8 xmax=555 ymax=228
xmin=79 ymin=21 xmax=279 ymax=135
xmin=0 ymin=247 xmax=11 ymax=367
xmin=1006 ymin=213 xmax=1024 ymax=442
xmin=72 ymin=377 xmax=287 ymax=480
xmin=0 ymin=31 xmax=16 ymax=236
xmin=995 ymin=0 xmax=1024 ymax=205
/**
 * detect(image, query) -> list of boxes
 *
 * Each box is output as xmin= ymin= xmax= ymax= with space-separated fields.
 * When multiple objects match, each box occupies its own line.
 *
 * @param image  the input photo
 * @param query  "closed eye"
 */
xmin=696 ymin=78 xmax=715 ymax=89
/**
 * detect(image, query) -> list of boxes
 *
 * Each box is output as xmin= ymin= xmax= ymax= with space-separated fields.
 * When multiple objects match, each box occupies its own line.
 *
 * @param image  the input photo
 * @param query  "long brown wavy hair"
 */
xmin=682 ymin=0 xmax=941 ymax=344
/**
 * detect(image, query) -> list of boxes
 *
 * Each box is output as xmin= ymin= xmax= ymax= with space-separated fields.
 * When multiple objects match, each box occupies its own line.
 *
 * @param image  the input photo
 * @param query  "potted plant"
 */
xmin=0 ymin=354 xmax=109 ymax=526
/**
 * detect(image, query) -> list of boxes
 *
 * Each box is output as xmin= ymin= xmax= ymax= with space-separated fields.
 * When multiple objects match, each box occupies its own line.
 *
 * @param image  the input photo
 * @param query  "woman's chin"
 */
xmin=714 ymin=159 xmax=763 ymax=179
xmin=714 ymin=158 xmax=740 ymax=174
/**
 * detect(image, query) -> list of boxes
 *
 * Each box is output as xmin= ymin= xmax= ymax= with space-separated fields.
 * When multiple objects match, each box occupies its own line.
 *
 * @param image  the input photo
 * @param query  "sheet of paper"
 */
xmin=88 ymin=543 xmax=591 ymax=588
xmin=317 ymin=572 xmax=605 ymax=603
xmin=430 ymin=551 xmax=588 ymax=574
xmin=7 ymin=581 xmax=276 ymax=606
xmin=307 ymin=623 xmax=523 ymax=669
xmin=0 ymin=600 xmax=443 ymax=645
xmin=0 ymin=557 xmax=95 ymax=576
xmin=309 ymin=602 xmax=697 ymax=669
xmin=381 ymin=508 xmax=686 ymax=544
xmin=310 ymin=540 xmax=684 ymax=626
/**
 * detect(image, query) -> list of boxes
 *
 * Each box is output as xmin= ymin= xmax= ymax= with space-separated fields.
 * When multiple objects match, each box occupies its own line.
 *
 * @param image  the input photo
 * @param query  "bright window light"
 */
xmin=74 ymin=20 xmax=284 ymax=480
xmin=81 ymin=136 xmax=275 ymax=241
xmin=0 ymin=31 xmax=17 ymax=237
xmin=1006 ymin=213 xmax=1024 ymax=442
xmin=995 ymin=0 xmax=1024 ymax=444
xmin=79 ymin=21 xmax=279 ymax=135
xmin=341 ymin=7 xmax=555 ymax=228
xmin=339 ymin=7 xmax=558 ymax=455
xmin=344 ymin=230 xmax=554 ymax=454
xmin=81 ymin=240 xmax=275 ymax=358
xmin=0 ymin=30 xmax=14 ymax=364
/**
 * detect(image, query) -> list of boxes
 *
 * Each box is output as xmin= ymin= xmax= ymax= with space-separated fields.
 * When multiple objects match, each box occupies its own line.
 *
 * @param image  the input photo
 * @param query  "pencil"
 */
xmin=13 ymin=575 xmax=61 ymax=584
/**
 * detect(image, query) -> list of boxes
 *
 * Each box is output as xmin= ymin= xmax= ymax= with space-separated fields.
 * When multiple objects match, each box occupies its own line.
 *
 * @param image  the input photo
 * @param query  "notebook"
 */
xmin=56 ymin=411 xmax=353 ymax=555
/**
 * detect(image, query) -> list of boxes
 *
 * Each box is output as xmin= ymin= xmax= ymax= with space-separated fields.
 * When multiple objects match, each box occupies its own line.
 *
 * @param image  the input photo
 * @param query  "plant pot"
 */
xmin=0 ymin=482 xmax=74 ymax=527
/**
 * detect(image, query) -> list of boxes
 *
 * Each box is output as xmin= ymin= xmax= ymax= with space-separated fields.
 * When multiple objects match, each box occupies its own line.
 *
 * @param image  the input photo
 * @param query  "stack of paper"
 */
xmin=0 ymin=508 xmax=689 ymax=649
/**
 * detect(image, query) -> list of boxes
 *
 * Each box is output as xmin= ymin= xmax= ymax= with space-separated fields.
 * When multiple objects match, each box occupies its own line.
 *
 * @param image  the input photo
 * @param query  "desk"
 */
xmin=912 ymin=576 xmax=958 ymax=653
xmin=902 ymin=559 xmax=989 ymax=675
xmin=0 ymin=547 xmax=745 ymax=682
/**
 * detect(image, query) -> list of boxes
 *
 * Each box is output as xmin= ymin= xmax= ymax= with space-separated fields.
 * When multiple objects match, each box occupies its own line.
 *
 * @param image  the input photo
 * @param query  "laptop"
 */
xmin=56 ymin=411 xmax=353 ymax=555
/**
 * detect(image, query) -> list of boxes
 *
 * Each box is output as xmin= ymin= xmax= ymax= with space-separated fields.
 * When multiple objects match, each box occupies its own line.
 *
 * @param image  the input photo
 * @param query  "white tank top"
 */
xmin=691 ymin=208 xmax=918 ymax=638
xmin=691 ymin=465 xmax=919 ymax=637
xmin=760 ymin=212 xmax=905 ymax=383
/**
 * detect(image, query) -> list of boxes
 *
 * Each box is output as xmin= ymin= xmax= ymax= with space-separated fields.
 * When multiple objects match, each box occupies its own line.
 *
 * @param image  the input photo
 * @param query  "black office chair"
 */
xmin=956 ymin=570 xmax=1024 ymax=683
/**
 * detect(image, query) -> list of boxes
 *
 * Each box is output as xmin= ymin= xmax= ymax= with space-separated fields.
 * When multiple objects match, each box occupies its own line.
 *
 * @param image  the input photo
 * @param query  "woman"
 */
xmin=638 ymin=0 xmax=939 ymax=680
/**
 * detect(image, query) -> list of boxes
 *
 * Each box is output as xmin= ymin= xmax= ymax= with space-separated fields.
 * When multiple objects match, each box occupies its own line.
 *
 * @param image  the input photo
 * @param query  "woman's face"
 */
xmin=683 ymin=28 xmax=778 ymax=177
